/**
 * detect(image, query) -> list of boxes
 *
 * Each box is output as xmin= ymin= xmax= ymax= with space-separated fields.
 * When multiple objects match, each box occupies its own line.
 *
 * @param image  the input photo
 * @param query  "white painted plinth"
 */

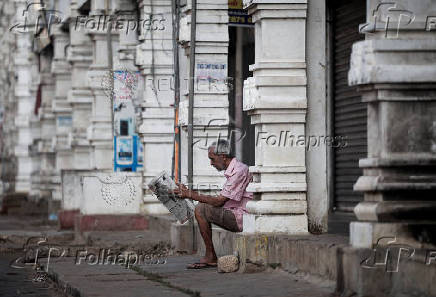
xmin=80 ymin=172 xmax=142 ymax=215
xmin=243 ymin=213 xmax=308 ymax=234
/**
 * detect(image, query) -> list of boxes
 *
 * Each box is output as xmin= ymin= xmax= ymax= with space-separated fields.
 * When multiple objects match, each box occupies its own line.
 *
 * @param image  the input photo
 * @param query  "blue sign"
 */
xmin=114 ymin=135 xmax=143 ymax=172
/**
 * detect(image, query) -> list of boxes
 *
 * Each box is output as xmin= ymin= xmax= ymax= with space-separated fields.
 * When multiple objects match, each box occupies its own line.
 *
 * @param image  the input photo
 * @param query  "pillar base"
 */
xmin=243 ymin=213 xmax=308 ymax=234
xmin=350 ymin=221 xmax=436 ymax=249
xmin=75 ymin=214 xmax=149 ymax=232
xmin=337 ymin=246 xmax=436 ymax=297
xmin=58 ymin=209 xmax=80 ymax=229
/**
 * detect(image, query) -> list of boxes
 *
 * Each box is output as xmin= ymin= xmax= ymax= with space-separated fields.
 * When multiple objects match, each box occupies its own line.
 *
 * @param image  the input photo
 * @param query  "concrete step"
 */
xmin=167 ymin=215 xmax=348 ymax=281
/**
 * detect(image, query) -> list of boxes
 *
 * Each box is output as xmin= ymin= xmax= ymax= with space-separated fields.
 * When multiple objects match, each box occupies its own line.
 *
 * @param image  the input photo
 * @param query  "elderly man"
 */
xmin=174 ymin=139 xmax=252 ymax=269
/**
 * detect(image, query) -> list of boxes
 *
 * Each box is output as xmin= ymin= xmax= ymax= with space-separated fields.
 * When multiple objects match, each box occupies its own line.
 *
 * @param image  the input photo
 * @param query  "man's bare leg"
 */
xmin=195 ymin=207 xmax=217 ymax=264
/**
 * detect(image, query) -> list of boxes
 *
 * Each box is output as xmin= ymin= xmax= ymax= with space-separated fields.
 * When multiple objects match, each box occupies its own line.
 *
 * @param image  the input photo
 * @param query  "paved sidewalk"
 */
xmin=0 ymin=254 xmax=66 ymax=297
xmin=1 ymin=214 xmax=337 ymax=296
xmin=47 ymin=255 xmax=335 ymax=297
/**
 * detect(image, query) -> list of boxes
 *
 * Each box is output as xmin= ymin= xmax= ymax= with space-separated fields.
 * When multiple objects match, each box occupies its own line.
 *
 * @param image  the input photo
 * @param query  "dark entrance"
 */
xmin=327 ymin=0 xmax=367 ymax=235
xmin=228 ymin=26 xmax=255 ymax=166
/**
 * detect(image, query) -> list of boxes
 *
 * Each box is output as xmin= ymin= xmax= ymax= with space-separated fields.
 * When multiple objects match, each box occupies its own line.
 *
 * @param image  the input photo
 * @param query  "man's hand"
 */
xmin=173 ymin=182 xmax=229 ymax=207
xmin=173 ymin=182 xmax=191 ymax=199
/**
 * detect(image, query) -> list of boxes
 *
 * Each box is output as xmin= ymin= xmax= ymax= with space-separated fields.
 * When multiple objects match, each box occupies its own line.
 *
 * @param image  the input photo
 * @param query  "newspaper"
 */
xmin=147 ymin=171 xmax=195 ymax=224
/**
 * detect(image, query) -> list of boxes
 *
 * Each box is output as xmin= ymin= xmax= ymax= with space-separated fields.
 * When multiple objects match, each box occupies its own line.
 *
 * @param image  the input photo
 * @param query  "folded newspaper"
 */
xmin=148 ymin=171 xmax=195 ymax=224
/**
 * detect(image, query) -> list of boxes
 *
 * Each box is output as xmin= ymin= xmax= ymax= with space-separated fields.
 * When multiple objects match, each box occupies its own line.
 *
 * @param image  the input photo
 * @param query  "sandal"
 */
xmin=186 ymin=262 xmax=217 ymax=269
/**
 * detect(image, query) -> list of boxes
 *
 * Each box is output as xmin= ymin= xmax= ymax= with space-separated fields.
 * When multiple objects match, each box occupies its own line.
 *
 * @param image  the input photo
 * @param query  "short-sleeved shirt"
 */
xmin=220 ymin=158 xmax=253 ymax=231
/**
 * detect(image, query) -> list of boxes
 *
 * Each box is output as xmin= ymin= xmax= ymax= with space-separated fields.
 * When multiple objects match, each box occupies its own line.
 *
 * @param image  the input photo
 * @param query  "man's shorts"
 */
xmin=195 ymin=203 xmax=241 ymax=232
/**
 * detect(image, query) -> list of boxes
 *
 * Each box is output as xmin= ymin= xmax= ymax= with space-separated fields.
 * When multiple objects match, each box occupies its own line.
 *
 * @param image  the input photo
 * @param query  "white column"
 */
xmin=11 ymin=0 xmax=39 ymax=195
xmin=29 ymin=65 xmax=42 ymax=202
xmin=135 ymin=0 xmax=174 ymax=214
xmin=348 ymin=0 xmax=436 ymax=249
xmin=0 ymin=0 xmax=20 ymax=195
xmin=52 ymin=27 xmax=74 ymax=173
xmin=242 ymin=0 xmax=308 ymax=233
xmin=52 ymin=26 xmax=74 ymax=202
xmin=67 ymin=2 xmax=94 ymax=170
xmin=116 ymin=0 xmax=139 ymax=71
xmin=178 ymin=0 xmax=230 ymax=192
xmin=38 ymin=54 xmax=57 ymax=205
xmin=60 ymin=1 xmax=94 ymax=217
xmin=87 ymin=6 xmax=118 ymax=171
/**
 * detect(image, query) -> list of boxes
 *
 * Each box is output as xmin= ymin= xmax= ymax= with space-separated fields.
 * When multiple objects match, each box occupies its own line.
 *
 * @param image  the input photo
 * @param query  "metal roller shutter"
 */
xmin=329 ymin=0 xmax=367 ymax=233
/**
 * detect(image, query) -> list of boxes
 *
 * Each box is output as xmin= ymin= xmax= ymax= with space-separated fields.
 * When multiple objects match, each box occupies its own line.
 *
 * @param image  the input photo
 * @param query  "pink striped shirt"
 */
xmin=220 ymin=158 xmax=253 ymax=231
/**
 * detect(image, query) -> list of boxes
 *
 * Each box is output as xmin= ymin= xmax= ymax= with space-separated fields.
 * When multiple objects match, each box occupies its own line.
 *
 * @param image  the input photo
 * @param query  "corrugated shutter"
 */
xmin=332 ymin=0 xmax=367 ymax=212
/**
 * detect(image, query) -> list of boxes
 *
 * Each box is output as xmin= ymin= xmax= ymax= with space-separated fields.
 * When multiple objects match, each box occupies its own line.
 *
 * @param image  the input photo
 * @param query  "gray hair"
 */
xmin=209 ymin=139 xmax=233 ymax=157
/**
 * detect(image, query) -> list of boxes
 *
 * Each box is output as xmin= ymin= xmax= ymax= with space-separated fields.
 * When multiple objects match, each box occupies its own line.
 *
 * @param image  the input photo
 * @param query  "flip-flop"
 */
xmin=186 ymin=262 xmax=217 ymax=269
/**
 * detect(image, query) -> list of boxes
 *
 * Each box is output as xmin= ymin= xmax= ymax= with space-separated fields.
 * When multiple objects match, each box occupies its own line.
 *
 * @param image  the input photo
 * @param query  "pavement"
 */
xmin=1 ymin=215 xmax=337 ymax=297
xmin=0 ymin=253 xmax=66 ymax=297
xmin=45 ymin=255 xmax=335 ymax=297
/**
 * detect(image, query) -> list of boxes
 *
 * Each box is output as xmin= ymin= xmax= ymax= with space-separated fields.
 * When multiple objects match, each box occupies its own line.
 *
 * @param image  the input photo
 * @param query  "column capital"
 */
xmin=349 ymin=39 xmax=436 ymax=86
xmin=244 ymin=0 xmax=307 ymax=21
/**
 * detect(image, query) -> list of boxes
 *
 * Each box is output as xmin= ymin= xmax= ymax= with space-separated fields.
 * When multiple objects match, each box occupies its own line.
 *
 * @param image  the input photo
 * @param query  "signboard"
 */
xmin=196 ymin=62 xmax=228 ymax=92
xmin=57 ymin=115 xmax=72 ymax=127
xmin=229 ymin=0 xmax=252 ymax=26
xmin=112 ymin=70 xmax=144 ymax=172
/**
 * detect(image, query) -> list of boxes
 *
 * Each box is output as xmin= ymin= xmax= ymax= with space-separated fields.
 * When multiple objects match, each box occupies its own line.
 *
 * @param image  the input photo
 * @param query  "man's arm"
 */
xmin=190 ymin=191 xmax=229 ymax=207
xmin=173 ymin=183 xmax=229 ymax=207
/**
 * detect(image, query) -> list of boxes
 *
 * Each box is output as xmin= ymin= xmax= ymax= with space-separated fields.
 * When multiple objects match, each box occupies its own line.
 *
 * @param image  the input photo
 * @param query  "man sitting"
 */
xmin=174 ymin=139 xmax=253 ymax=269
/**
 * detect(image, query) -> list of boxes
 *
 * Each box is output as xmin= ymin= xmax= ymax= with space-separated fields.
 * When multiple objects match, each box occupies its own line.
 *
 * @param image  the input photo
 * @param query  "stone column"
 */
xmin=51 ymin=24 xmax=76 ymax=225
xmin=116 ymin=0 xmax=139 ymax=71
xmin=67 ymin=2 xmax=94 ymax=171
xmin=0 ymin=0 xmax=20 ymax=196
xmin=11 ymin=0 xmax=39 ymax=195
xmin=87 ymin=3 xmax=118 ymax=171
xmin=38 ymin=53 xmax=57 ymax=213
xmin=0 ymin=2 xmax=13 ymax=196
xmin=52 ymin=27 xmax=73 ymax=183
xmin=178 ymin=0 xmax=230 ymax=193
xmin=61 ymin=1 xmax=94 ymax=224
xmin=336 ymin=1 xmax=436 ymax=296
xmin=29 ymin=65 xmax=42 ymax=202
xmin=242 ymin=0 xmax=308 ymax=233
xmin=348 ymin=0 xmax=436 ymax=249
xmin=135 ymin=0 xmax=174 ymax=214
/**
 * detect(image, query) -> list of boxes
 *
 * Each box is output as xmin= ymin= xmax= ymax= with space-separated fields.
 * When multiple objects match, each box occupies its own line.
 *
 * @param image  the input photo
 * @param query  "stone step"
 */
xmin=164 ymin=215 xmax=348 ymax=280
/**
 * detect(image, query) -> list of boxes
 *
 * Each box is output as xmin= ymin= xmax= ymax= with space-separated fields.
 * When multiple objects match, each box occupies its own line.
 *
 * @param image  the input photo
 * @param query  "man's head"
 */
xmin=208 ymin=139 xmax=233 ymax=171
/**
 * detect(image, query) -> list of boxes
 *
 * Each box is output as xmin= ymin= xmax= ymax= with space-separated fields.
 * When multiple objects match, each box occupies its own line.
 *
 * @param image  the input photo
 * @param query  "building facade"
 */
xmin=1 ymin=0 xmax=435 ymax=295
